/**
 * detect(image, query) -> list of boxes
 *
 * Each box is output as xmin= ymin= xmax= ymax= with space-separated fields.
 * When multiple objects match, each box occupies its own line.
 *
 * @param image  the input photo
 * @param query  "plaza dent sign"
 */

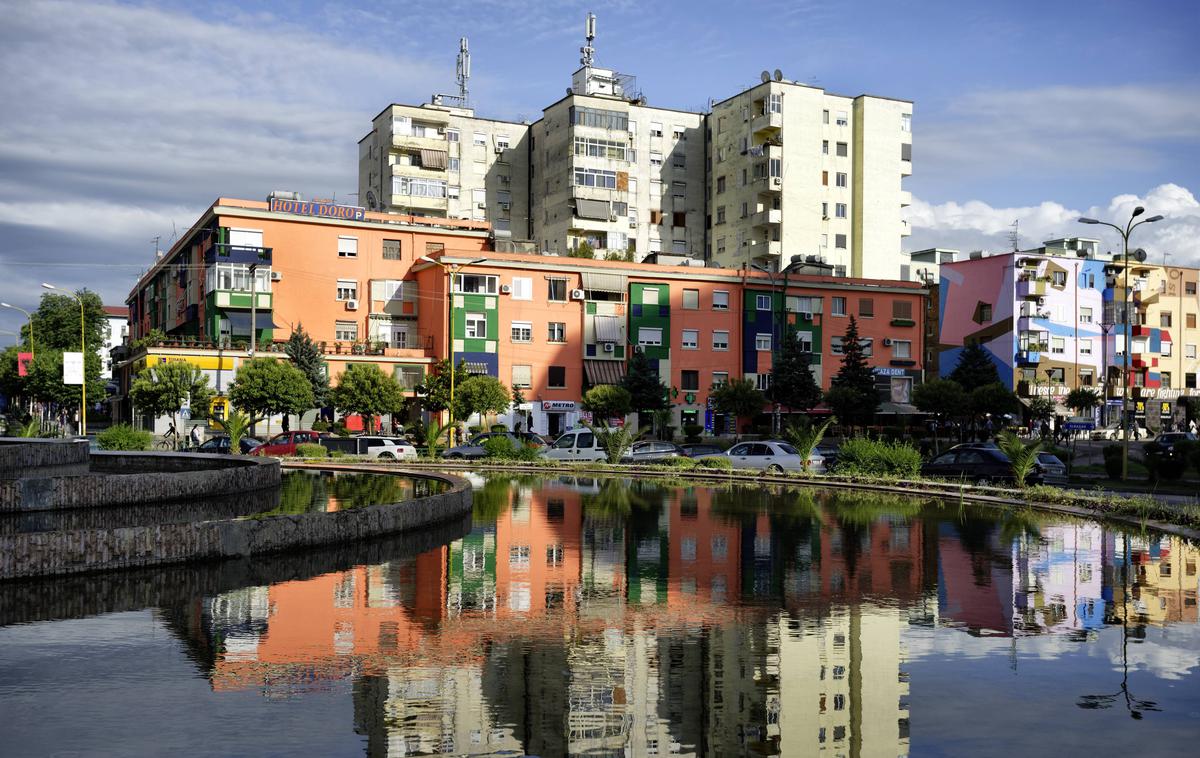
xmin=269 ymin=198 xmax=366 ymax=221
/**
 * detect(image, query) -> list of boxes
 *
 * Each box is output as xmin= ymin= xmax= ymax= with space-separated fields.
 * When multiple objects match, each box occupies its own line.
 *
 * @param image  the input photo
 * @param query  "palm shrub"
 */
xmin=295 ymin=442 xmax=329 ymax=458
xmin=783 ymin=417 xmax=836 ymax=473
xmin=586 ymin=422 xmax=638 ymax=464
xmin=424 ymin=419 xmax=452 ymax=459
xmin=97 ymin=424 xmax=152 ymax=451
xmin=214 ymin=410 xmax=257 ymax=454
xmin=997 ymin=430 xmax=1041 ymax=487
xmin=1102 ymin=445 xmax=1124 ymax=480
xmin=835 ymin=437 xmax=922 ymax=477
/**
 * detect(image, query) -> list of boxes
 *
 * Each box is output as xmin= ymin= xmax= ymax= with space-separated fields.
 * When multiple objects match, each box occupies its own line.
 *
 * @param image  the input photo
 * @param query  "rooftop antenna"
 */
xmin=152 ymin=235 xmax=163 ymax=260
xmin=456 ymin=37 xmax=470 ymax=105
xmin=580 ymin=12 xmax=596 ymax=67
xmin=1009 ymin=219 xmax=1020 ymax=251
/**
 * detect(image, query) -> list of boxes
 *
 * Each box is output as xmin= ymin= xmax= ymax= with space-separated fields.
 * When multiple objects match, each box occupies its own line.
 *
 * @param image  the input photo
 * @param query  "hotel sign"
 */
xmin=269 ymin=198 xmax=365 ymax=221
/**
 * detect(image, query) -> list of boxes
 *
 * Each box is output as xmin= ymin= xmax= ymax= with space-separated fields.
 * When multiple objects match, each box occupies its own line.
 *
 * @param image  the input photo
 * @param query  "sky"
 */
xmin=1 ymin=0 xmax=1198 ymax=338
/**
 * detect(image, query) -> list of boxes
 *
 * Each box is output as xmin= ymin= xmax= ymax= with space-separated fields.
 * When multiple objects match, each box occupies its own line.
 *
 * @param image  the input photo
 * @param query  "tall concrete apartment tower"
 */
xmin=708 ymin=77 xmax=912 ymax=277
xmin=529 ymin=15 xmax=707 ymax=260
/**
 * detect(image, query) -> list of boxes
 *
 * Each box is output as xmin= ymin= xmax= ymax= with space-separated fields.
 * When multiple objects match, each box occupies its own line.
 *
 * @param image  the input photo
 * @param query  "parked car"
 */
xmin=540 ymin=428 xmax=608 ymax=462
xmin=680 ymin=443 xmax=724 ymax=458
xmin=186 ymin=435 xmax=263 ymax=455
xmin=442 ymin=432 xmax=545 ymax=459
xmin=1035 ymin=452 xmax=1068 ymax=485
xmin=249 ymin=430 xmax=324 ymax=456
xmin=620 ymin=441 xmax=686 ymax=464
xmin=356 ymin=436 xmax=418 ymax=460
xmin=1143 ymin=432 xmax=1197 ymax=458
xmin=1090 ymin=423 xmax=1151 ymax=441
xmin=920 ymin=447 xmax=1015 ymax=483
xmin=697 ymin=440 xmax=824 ymax=474
xmin=814 ymin=443 xmax=840 ymax=471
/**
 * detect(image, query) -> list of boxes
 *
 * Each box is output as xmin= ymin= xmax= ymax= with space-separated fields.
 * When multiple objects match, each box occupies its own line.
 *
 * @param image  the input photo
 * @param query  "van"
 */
xmin=541 ymin=428 xmax=607 ymax=462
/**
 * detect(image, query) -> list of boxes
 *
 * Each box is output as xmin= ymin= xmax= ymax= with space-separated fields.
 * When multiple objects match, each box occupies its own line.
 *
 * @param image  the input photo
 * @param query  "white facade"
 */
xmin=102 ymin=311 xmax=128 ymax=380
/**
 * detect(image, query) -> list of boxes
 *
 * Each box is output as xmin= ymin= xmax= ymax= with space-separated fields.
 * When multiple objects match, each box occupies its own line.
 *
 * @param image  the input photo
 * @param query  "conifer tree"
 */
xmin=284 ymin=324 xmax=330 ymax=409
xmin=769 ymin=325 xmax=822 ymax=412
xmin=826 ymin=316 xmax=879 ymax=429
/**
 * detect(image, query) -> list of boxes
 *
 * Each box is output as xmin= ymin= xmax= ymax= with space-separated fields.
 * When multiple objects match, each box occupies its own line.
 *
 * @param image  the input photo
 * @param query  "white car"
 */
xmin=698 ymin=440 xmax=824 ymax=474
xmin=1089 ymin=423 xmax=1151 ymax=441
xmin=358 ymin=437 xmax=418 ymax=460
xmin=540 ymin=428 xmax=608 ymax=462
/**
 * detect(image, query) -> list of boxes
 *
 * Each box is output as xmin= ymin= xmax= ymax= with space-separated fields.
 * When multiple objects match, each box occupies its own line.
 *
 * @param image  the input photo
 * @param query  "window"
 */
xmin=832 ymin=296 xmax=847 ymax=316
xmin=893 ymin=339 xmax=911 ymax=358
xmin=835 ymin=172 xmax=847 ymax=188
xmin=510 ymin=321 xmax=532 ymax=343
xmin=1051 ymin=337 xmax=1065 ymax=354
xmin=717 ymin=176 xmax=726 ymax=193
xmin=511 ymin=365 xmax=532 ymax=388
xmin=1190 ymin=374 xmax=1199 ymax=390
xmin=1190 ymin=314 xmax=1197 ymax=328
xmin=682 ymin=289 xmax=699 ymax=309
xmin=570 ymin=105 xmax=628 ymax=130
xmin=821 ymin=202 xmax=829 ymax=218
xmin=1080 ymin=339 xmax=1093 ymax=355
xmin=822 ymin=170 xmax=829 ymax=186
xmin=859 ymin=298 xmax=874 ymax=318
xmin=1162 ymin=312 xmax=1173 ymax=327
xmin=741 ymin=201 xmax=749 ymax=218
xmin=796 ymin=331 xmax=813 ymax=352
xmin=672 ymin=238 xmax=687 ymax=253
xmin=836 ymin=111 xmax=848 ymax=126
xmin=712 ymin=371 xmax=728 ymax=387
xmin=901 ymin=142 xmax=912 ymax=161
xmin=1080 ymin=369 xmax=1094 ymax=386
xmin=464 ymin=312 xmax=487 ymax=339
xmin=682 ymin=329 xmax=698 ymax=349
xmin=712 ymin=330 xmax=729 ymax=350
xmin=448 ymin=157 xmax=460 ymax=172
xmin=446 ymin=128 xmax=460 ymax=142
xmin=394 ymin=365 xmax=423 ymax=389
xmin=382 ymin=239 xmax=401 ymax=260
xmin=472 ymin=132 xmax=487 ymax=146
xmin=756 ymin=333 xmax=772 ymax=352
xmin=548 ymin=278 xmax=568 ymax=301
xmin=1162 ymin=371 xmax=1172 ymax=388
xmin=716 ymin=206 xmax=726 ymax=224
xmin=453 ymin=274 xmax=498 ymax=294
xmin=835 ymin=234 xmax=847 ymax=249
xmin=336 ymin=279 xmax=357 ymax=301
xmin=638 ymin=327 xmax=663 ymax=346
xmin=1162 ymin=340 xmax=1173 ymax=357
xmin=756 ymin=373 xmax=772 ymax=391
xmin=641 ymin=287 xmax=661 ymax=306
xmin=1188 ymin=344 xmax=1197 ymax=359
xmin=836 ymin=141 xmax=848 ymax=157
xmin=681 ymin=370 xmax=700 ymax=390
xmin=1080 ymin=306 xmax=1093 ymax=323
xmin=335 ymin=321 xmax=358 ymax=341
xmin=901 ymin=113 xmax=912 ymax=132
xmin=822 ymin=139 xmax=829 ymax=154
xmin=673 ymin=153 xmax=686 ymax=169
xmin=1188 ymin=282 xmax=1198 ymax=295
xmin=835 ymin=203 xmax=847 ymax=218
xmin=392 ymin=176 xmax=447 ymax=197
xmin=649 ymin=122 xmax=663 ymax=137
xmin=548 ymin=365 xmax=566 ymax=388
xmin=649 ymin=151 xmax=663 ymax=168
xmin=510 ymin=277 xmax=532 ymax=300
xmin=831 ymin=336 xmax=844 ymax=354
xmin=713 ymin=290 xmax=729 ymax=310
xmin=547 ymin=322 xmax=566 ymax=342
xmin=337 ymin=236 xmax=358 ymax=258
xmin=574 ymin=167 xmax=617 ymax=188
xmin=756 ymin=294 xmax=772 ymax=311
xmin=893 ymin=300 xmax=912 ymax=319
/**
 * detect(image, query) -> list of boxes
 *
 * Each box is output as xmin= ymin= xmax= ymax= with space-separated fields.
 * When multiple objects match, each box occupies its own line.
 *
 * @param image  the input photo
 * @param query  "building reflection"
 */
xmin=196 ymin=477 xmax=1199 ymax=756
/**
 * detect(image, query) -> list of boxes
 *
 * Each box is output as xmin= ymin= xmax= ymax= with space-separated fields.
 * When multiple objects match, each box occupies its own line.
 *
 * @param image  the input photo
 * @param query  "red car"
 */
xmin=249 ymin=431 xmax=323 ymax=456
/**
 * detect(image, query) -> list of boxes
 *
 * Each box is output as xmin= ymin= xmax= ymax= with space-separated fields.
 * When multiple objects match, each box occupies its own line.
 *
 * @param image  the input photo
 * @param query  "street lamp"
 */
xmin=1079 ymin=207 xmax=1164 ymax=479
xmin=1098 ymin=318 xmax=1115 ymax=427
xmin=0 ymin=302 xmax=35 ymax=358
xmin=419 ymin=255 xmax=488 ymax=447
xmin=41 ymin=283 xmax=88 ymax=436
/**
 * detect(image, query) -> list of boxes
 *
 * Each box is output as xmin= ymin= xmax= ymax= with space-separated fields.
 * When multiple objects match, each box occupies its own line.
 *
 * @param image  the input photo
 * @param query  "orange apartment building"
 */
xmin=118 ymin=195 xmax=928 ymax=435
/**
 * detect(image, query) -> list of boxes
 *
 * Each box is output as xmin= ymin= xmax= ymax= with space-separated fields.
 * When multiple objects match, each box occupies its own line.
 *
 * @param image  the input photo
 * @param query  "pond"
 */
xmin=0 ymin=472 xmax=1197 ymax=756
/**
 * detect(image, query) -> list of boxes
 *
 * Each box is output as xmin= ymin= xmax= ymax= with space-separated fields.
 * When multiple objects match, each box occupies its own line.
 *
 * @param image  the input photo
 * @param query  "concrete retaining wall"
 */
xmin=0 ymin=470 xmax=471 ymax=580
xmin=0 ymin=438 xmax=89 ymax=480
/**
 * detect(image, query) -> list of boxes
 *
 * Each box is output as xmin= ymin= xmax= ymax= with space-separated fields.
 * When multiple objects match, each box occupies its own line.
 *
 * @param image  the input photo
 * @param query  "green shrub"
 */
xmin=513 ymin=444 xmax=541 ymax=462
xmin=311 ymin=420 xmax=330 ymax=432
xmin=490 ymin=424 xmax=508 ymax=433
xmin=697 ymin=456 xmax=733 ymax=470
xmin=663 ymin=456 xmax=698 ymax=470
xmin=1102 ymin=445 xmax=1124 ymax=479
xmin=468 ymin=425 xmax=483 ymax=435
xmin=483 ymin=436 xmax=517 ymax=459
xmin=1145 ymin=451 xmax=1185 ymax=482
xmin=97 ymin=424 xmax=153 ymax=451
xmin=836 ymin=437 xmax=922 ymax=477
xmin=682 ymin=424 xmax=704 ymax=442
xmin=295 ymin=442 xmax=328 ymax=458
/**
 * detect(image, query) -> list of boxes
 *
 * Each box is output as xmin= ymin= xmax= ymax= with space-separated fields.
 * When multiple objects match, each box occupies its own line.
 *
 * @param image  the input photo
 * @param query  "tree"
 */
xmin=709 ymin=377 xmax=764 ymax=438
xmin=768 ymin=326 xmax=822 ymax=413
xmin=330 ymin=363 xmax=406 ymax=432
xmin=970 ymin=382 xmax=1020 ymax=422
xmin=129 ymin=361 xmax=214 ymax=442
xmin=283 ymin=323 xmax=330 ymax=418
xmin=1066 ymin=387 xmax=1100 ymax=415
xmin=569 ymin=240 xmax=596 ymax=259
xmin=949 ymin=342 xmax=1001 ymax=389
xmin=783 ymin=417 xmax=836 ymax=473
xmin=22 ymin=348 xmax=105 ymax=414
xmin=581 ymin=385 xmax=632 ymax=422
xmin=454 ymin=375 xmax=511 ymax=422
xmin=912 ymin=378 xmax=968 ymax=453
xmin=510 ymin=384 xmax=527 ymax=431
xmin=827 ymin=316 xmax=879 ymax=430
xmin=229 ymin=358 xmax=314 ymax=431
xmin=420 ymin=359 xmax=470 ymax=414
xmin=620 ymin=350 xmax=669 ymax=414
xmin=586 ymin=422 xmax=638 ymax=464
xmin=214 ymin=410 xmax=255 ymax=454
xmin=30 ymin=289 xmax=108 ymax=353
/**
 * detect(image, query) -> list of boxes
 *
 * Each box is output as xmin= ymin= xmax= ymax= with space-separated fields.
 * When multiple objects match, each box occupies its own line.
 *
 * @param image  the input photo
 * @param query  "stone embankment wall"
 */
xmin=0 ymin=438 xmax=89 ymax=480
xmin=0 ymin=470 xmax=470 ymax=580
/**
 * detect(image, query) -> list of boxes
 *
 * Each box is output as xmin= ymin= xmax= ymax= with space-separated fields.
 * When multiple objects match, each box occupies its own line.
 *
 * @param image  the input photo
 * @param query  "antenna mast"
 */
xmin=1009 ymin=219 xmax=1020 ymax=251
xmin=580 ymin=12 xmax=596 ymax=66
xmin=456 ymin=37 xmax=470 ymax=105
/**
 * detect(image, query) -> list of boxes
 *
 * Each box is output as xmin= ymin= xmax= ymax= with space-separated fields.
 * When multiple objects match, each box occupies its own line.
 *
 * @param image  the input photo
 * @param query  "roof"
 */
xmin=103 ymin=305 xmax=129 ymax=317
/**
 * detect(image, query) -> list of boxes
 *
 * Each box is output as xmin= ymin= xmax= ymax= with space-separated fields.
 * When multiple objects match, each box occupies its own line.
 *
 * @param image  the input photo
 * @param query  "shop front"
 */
xmin=532 ymin=400 xmax=580 ymax=439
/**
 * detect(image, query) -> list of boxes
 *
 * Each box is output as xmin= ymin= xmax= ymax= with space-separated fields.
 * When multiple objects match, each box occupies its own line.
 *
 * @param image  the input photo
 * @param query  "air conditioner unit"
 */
xmin=436 ymin=126 xmax=446 ymax=134
xmin=603 ymin=342 xmax=615 ymax=352
xmin=883 ymin=337 xmax=893 ymax=346
xmin=609 ymin=215 xmax=618 ymax=222
xmin=628 ymin=221 xmax=637 ymax=228
xmin=494 ymin=145 xmax=505 ymax=153
xmin=270 ymin=271 xmax=282 ymax=282
xmin=500 ymin=202 xmax=511 ymax=211
xmin=570 ymin=289 xmax=585 ymax=301
xmin=1037 ymin=297 xmax=1046 ymax=306
xmin=345 ymin=299 xmax=359 ymax=311
xmin=500 ymin=284 xmax=512 ymax=294
xmin=477 ymin=202 xmax=486 ymax=209
xmin=772 ymin=177 xmax=782 ymax=186
xmin=800 ymin=311 xmax=812 ymax=321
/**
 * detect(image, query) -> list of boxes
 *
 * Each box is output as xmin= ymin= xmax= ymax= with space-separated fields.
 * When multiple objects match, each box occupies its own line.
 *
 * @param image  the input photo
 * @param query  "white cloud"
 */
xmin=906 ymin=183 xmax=1200 ymax=265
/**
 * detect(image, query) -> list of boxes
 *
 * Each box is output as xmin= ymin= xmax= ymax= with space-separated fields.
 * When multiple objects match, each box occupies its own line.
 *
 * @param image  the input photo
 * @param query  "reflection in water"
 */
xmin=184 ymin=475 xmax=1199 ymax=756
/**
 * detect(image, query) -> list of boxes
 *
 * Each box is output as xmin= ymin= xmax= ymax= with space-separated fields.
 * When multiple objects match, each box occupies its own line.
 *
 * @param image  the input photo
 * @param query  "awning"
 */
xmin=575 ymin=198 xmax=611 ymax=220
xmin=582 ymin=271 xmax=627 ymax=294
xmin=464 ymin=361 xmax=489 ymax=375
xmin=594 ymin=314 xmax=623 ymax=343
xmin=419 ymin=149 xmax=448 ymax=170
xmin=225 ymin=311 xmax=282 ymax=335
xmin=878 ymin=402 xmax=922 ymax=415
xmin=584 ymin=359 xmax=624 ymax=386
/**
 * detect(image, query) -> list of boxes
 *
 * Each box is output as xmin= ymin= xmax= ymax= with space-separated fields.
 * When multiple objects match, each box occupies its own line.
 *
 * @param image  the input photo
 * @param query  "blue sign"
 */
xmin=874 ymin=367 xmax=908 ymax=377
xmin=269 ymin=198 xmax=365 ymax=221
xmin=1064 ymin=421 xmax=1095 ymax=431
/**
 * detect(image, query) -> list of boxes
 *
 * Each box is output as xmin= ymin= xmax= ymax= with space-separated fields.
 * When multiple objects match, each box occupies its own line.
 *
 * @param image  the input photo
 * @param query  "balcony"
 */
xmin=205 ymin=243 xmax=272 ymax=266
xmin=750 ymin=208 xmax=782 ymax=229
xmin=900 ymin=190 xmax=912 ymax=208
xmin=390 ymin=193 xmax=447 ymax=212
xmin=391 ymin=132 xmax=448 ymax=152
xmin=1016 ymin=277 xmax=1047 ymax=299
xmin=750 ymin=111 xmax=783 ymax=136
xmin=1016 ymin=347 xmax=1043 ymax=365
xmin=754 ymin=175 xmax=783 ymax=195
xmin=745 ymin=239 xmax=782 ymax=258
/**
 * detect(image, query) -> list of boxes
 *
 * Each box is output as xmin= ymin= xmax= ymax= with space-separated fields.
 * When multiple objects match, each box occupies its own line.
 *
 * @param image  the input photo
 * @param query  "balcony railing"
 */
xmin=205 ymin=243 xmax=272 ymax=265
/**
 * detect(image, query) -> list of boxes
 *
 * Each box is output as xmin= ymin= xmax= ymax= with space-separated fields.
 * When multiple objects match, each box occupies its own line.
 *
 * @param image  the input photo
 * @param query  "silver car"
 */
xmin=698 ymin=440 xmax=824 ymax=474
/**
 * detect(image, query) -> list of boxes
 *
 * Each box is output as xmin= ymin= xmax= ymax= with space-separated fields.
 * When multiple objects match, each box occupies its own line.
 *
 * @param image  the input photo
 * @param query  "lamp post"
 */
xmin=419 ymin=255 xmax=488 ymax=447
xmin=1080 ymin=207 xmax=1164 ymax=479
xmin=0 ymin=302 xmax=35 ymax=358
xmin=1099 ymin=319 xmax=1114 ymax=427
xmin=41 ymin=283 xmax=87 ymax=437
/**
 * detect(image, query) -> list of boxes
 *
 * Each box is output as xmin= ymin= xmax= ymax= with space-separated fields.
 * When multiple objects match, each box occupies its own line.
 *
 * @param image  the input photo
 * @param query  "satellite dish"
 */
xmin=774 ymin=69 xmax=784 ymax=81
xmin=760 ymin=70 xmax=771 ymax=83
xmin=1134 ymin=248 xmax=1148 ymax=262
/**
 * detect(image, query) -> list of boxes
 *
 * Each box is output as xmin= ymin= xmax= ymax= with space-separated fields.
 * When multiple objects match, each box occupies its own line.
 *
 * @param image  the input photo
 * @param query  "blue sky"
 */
xmin=1 ymin=0 xmax=1198 ymax=336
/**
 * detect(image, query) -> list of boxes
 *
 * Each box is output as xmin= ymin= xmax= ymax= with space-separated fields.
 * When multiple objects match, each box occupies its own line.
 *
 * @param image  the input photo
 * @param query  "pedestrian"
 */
xmin=1191 ymin=419 xmax=1197 ymax=435
xmin=189 ymin=425 xmax=202 ymax=447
